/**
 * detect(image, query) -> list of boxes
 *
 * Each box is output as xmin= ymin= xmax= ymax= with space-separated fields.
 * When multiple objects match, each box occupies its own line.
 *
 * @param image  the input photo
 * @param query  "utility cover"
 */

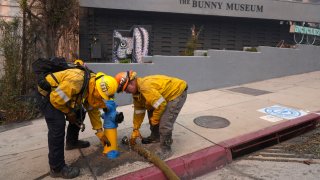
xmin=228 ymin=87 xmax=272 ymax=96
xmin=194 ymin=116 xmax=230 ymax=129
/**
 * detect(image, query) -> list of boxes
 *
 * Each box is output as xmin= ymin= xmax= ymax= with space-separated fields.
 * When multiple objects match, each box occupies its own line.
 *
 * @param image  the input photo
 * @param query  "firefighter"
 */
xmin=115 ymin=71 xmax=188 ymax=159
xmin=37 ymin=69 xmax=118 ymax=179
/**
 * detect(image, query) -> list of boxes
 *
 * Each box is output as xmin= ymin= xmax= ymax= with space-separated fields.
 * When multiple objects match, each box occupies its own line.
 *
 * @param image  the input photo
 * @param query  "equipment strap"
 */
xmin=49 ymin=73 xmax=59 ymax=88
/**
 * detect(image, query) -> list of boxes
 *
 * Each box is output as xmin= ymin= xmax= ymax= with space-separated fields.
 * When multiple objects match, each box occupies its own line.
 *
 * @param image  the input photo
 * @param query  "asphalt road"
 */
xmin=196 ymin=126 xmax=320 ymax=180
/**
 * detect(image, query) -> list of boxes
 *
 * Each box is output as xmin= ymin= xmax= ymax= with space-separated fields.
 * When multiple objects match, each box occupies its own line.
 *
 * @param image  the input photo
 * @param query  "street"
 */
xmin=197 ymin=126 xmax=320 ymax=180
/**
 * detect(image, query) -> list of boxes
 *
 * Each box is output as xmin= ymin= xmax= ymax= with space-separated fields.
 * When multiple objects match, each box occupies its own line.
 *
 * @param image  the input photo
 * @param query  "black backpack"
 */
xmin=32 ymin=57 xmax=90 ymax=95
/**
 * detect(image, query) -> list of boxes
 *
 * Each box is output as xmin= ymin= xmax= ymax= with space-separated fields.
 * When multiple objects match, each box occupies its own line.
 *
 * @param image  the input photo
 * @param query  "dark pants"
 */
xmin=37 ymin=94 xmax=80 ymax=171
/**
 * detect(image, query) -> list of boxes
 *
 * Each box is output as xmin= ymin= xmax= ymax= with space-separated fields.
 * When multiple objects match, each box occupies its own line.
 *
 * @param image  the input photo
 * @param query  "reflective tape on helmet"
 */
xmin=119 ymin=76 xmax=127 ymax=87
xmin=152 ymin=96 xmax=165 ymax=109
xmin=99 ymin=76 xmax=108 ymax=93
xmin=96 ymin=72 xmax=118 ymax=100
xmin=55 ymin=87 xmax=70 ymax=103
xmin=134 ymin=109 xmax=146 ymax=114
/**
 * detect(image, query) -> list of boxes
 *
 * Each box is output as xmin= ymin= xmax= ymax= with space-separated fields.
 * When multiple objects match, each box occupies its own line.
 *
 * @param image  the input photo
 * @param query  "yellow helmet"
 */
xmin=74 ymin=59 xmax=84 ymax=66
xmin=95 ymin=72 xmax=118 ymax=100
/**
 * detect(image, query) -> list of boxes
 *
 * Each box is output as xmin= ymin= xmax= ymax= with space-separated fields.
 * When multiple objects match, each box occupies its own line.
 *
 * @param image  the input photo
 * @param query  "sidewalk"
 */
xmin=1 ymin=71 xmax=320 ymax=180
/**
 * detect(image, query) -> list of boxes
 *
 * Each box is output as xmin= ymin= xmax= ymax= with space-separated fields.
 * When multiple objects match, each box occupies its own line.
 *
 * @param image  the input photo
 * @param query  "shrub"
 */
xmin=183 ymin=25 xmax=203 ymax=56
xmin=244 ymin=47 xmax=258 ymax=52
xmin=0 ymin=18 xmax=39 ymax=125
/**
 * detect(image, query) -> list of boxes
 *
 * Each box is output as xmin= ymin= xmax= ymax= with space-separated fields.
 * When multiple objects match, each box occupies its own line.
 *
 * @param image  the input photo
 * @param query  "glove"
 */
xmin=115 ymin=112 xmax=124 ymax=124
xmin=130 ymin=129 xmax=142 ymax=145
xmin=65 ymin=111 xmax=77 ymax=124
xmin=150 ymin=117 xmax=160 ymax=126
xmin=95 ymin=131 xmax=111 ymax=147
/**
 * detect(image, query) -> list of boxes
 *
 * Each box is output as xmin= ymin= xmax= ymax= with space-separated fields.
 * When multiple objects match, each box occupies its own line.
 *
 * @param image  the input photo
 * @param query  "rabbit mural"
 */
xmin=112 ymin=26 xmax=149 ymax=63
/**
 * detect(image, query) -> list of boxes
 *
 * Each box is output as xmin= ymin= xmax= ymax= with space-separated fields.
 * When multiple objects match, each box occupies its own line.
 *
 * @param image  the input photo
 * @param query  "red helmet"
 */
xmin=114 ymin=70 xmax=137 ymax=93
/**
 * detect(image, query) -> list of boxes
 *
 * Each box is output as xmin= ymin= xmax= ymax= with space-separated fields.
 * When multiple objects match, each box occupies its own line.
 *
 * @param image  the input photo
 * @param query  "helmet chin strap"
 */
xmin=127 ymin=71 xmax=130 ymax=80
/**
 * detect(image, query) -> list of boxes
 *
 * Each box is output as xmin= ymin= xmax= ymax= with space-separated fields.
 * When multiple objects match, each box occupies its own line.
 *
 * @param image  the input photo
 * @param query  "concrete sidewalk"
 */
xmin=1 ymin=71 xmax=320 ymax=179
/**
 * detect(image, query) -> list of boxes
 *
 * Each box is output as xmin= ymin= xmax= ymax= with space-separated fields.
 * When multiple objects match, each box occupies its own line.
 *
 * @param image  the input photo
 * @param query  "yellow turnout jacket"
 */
xmin=132 ymin=75 xmax=187 ymax=130
xmin=38 ymin=68 xmax=106 ymax=130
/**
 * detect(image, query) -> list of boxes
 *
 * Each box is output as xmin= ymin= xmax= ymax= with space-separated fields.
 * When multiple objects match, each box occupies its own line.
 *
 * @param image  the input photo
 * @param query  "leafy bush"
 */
xmin=183 ymin=25 xmax=203 ymax=56
xmin=244 ymin=47 xmax=258 ymax=52
xmin=0 ymin=18 xmax=39 ymax=125
xmin=119 ymin=58 xmax=131 ymax=63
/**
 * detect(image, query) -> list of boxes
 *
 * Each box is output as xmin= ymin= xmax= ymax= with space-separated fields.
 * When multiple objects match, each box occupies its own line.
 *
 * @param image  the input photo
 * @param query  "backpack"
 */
xmin=32 ymin=57 xmax=69 ymax=91
xmin=32 ymin=57 xmax=90 ymax=95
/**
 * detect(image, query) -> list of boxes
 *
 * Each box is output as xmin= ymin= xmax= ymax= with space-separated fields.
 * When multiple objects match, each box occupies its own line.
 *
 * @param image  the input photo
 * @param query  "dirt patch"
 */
xmin=72 ymin=139 xmax=162 ymax=177
xmin=283 ymin=125 xmax=320 ymax=159
xmin=72 ymin=144 xmax=145 ymax=176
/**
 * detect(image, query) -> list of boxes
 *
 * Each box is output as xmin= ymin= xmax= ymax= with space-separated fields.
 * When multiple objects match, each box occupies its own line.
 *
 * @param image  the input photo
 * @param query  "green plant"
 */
xmin=119 ymin=58 xmax=131 ymax=63
xmin=0 ymin=18 xmax=39 ymax=125
xmin=183 ymin=25 xmax=203 ymax=56
xmin=0 ymin=0 xmax=80 ymax=125
xmin=244 ymin=47 xmax=258 ymax=52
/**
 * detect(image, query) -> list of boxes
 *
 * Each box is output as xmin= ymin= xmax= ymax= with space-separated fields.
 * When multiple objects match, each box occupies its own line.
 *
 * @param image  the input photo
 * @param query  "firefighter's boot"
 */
xmin=141 ymin=124 xmax=160 ymax=144
xmin=156 ymin=135 xmax=173 ymax=160
xmin=66 ymin=123 xmax=90 ymax=150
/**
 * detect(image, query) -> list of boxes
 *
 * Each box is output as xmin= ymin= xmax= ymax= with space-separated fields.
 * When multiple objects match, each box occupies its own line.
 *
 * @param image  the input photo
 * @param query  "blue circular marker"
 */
xmin=264 ymin=106 xmax=301 ymax=119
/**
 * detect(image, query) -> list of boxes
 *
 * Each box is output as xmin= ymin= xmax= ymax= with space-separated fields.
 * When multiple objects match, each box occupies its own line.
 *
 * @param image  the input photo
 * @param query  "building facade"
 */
xmin=78 ymin=0 xmax=320 ymax=62
xmin=0 ymin=0 xmax=21 ymax=75
xmin=0 ymin=0 xmax=20 ymax=20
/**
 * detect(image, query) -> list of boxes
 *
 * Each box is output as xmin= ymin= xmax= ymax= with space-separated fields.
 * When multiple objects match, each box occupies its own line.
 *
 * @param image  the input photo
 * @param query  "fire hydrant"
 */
xmin=101 ymin=100 xmax=123 ymax=159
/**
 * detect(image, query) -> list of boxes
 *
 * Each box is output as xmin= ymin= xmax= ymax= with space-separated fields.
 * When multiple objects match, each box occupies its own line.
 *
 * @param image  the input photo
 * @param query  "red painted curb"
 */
xmin=114 ymin=113 xmax=319 ymax=179
xmin=114 ymin=145 xmax=231 ymax=180
xmin=220 ymin=113 xmax=320 ymax=149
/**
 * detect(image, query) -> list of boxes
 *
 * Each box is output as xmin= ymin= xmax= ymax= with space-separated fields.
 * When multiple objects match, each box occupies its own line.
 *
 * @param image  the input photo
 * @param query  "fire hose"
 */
xmin=121 ymin=136 xmax=180 ymax=180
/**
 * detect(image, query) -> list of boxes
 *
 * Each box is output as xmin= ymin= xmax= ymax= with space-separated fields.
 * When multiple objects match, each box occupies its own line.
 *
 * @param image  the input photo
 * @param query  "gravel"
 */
xmin=284 ymin=125 xmax=320 ymax=158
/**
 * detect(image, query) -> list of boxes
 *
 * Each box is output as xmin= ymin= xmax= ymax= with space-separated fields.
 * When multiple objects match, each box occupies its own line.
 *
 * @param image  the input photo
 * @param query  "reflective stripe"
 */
xmin=135 ymin=109 xmax=145 ymax=114
xmin=152 ymin=96 xmax=165 ymax=109
xmin=55 ymin=87 xmax=70 ymax=103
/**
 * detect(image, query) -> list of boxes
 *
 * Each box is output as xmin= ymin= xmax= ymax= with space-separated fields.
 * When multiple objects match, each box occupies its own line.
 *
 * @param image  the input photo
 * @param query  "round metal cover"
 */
xmin=193 ymin=116 xmax=230 ymax=129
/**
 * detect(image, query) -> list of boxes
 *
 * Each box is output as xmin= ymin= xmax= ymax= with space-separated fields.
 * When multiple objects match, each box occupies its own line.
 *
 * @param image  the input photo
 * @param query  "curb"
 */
xmin=221 ymin=113 xmax=320 ymax=157
xmin=115 ymin=113 xmax=320 ymax=180
xmin=115 ymin=145 xmax=231 ymax=180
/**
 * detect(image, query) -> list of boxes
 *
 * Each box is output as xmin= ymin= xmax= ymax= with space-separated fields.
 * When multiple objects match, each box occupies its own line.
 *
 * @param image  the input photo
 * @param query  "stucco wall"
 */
xmin=0 ymin=0 xmax=20 ymax=20
xmin=86 ymin=44 xmax=320 ymax=105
